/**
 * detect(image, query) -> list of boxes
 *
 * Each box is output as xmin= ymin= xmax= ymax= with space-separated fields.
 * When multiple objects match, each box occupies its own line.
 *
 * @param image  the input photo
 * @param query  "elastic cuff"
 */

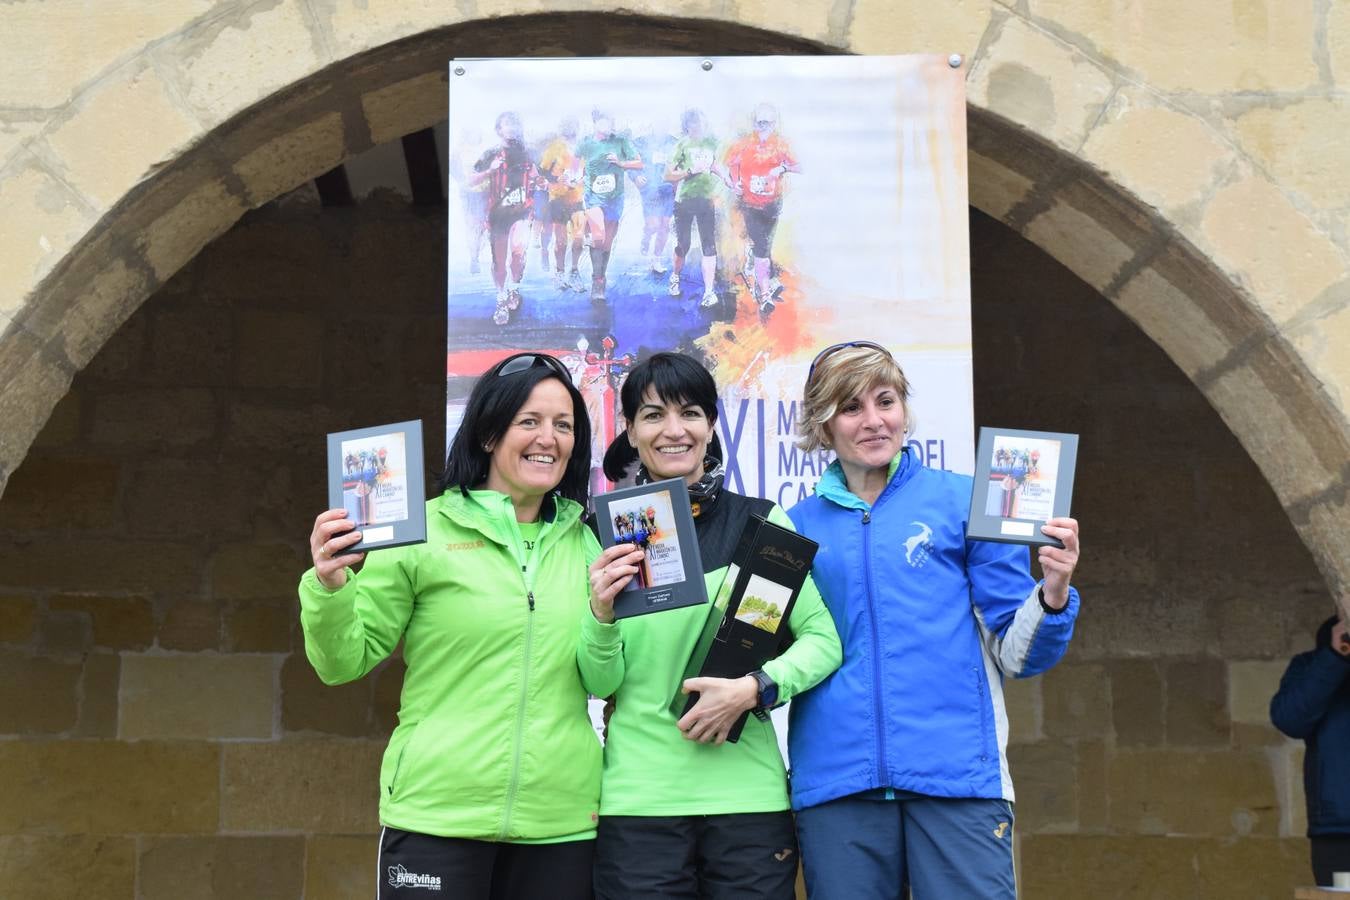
xmin=1037 ymin=584 xmax=1069 ymax=615
xmin=581 ymin=609 xmax=622 ymax=647
xmin=301 ymin=566 xmax=353 ymax=596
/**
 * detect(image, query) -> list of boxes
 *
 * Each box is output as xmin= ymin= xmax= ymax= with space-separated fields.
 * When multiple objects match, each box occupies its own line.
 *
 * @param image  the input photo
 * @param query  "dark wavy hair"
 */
xmin=602 ymin=351 xmax=723 ymax=482
xmin=437 ymin=355 xmax=592 ymax=508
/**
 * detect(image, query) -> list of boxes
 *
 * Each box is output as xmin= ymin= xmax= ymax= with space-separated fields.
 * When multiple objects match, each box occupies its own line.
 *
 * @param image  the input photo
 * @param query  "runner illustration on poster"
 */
xmin=471 ymin=111 xmax=538 ymax=325
xmin=576 ymin=109 xmax=643 ymax=304
xmin=725 ymin=102 xmax=798 ymax=314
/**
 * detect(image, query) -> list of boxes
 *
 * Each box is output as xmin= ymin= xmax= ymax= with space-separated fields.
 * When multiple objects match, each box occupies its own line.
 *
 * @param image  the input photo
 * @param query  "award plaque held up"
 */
xmin=966 ymin=426 xmax=1078 ymax=548
xmin=593 ymin=478 xmax=707 ymax=619
xmin=326 ymin=419 xmax=427 ymax=552
xmin=671 ymin=514 xmax=818 ymax=742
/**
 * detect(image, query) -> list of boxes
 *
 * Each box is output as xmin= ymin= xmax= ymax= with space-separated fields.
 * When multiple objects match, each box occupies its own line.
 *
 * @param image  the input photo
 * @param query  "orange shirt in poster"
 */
xmin=725 ymin=134 xmax=797 ymax=209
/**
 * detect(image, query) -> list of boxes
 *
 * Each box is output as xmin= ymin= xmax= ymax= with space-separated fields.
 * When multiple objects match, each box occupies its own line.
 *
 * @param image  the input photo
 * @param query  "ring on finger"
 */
xmin=321 ymin=543 xmax=331 ymax=559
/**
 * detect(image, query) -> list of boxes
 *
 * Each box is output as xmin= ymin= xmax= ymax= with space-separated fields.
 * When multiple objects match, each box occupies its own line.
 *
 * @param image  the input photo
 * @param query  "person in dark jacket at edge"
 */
xmin=1271 ymin=610 xmax=1350 ymax=887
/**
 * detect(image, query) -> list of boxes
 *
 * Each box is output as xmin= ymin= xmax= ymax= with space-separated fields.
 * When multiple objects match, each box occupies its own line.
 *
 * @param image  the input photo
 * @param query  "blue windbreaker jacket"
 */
xmin=786 ymin=450 xmax=1080 ymax=809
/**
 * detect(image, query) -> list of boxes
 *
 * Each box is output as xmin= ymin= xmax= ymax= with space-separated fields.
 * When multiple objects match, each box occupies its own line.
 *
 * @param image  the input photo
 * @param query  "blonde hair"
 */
xmin=797 ymin=345 xmax=912 ymax=452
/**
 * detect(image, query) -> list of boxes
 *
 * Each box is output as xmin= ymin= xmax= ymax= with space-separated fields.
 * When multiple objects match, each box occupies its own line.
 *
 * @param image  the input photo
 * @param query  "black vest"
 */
xmin=693 ymin=489 xmax=774 ymax=572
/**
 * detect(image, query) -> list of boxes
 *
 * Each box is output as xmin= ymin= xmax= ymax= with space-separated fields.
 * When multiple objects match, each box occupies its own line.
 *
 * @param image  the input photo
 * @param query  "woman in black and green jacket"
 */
xmin=582 ymin=352 xmax=841 ymax=900
xmin=300 ymin=353 xmax=604 ymax=900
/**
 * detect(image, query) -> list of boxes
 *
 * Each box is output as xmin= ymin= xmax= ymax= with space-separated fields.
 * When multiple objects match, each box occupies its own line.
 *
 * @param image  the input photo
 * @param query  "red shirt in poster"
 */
xmin=725 ymin=134 xmax=797 ymax=209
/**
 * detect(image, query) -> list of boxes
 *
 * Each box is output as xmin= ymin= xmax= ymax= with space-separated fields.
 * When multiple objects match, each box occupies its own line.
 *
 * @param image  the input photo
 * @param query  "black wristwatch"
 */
xmin=750 ymin=669 xmax=779 ymax=710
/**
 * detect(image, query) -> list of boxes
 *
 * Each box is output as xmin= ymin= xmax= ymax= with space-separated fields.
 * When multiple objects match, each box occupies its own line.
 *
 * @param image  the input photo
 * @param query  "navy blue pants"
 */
xmin=796 ymin=790 xmax=1015 ymax=900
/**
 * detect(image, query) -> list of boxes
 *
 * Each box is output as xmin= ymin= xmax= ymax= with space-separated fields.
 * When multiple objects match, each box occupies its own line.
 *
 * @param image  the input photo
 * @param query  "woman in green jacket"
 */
xmin=300 ymin=353 xmax=603 ymax=900
xmin=582 ymin=351 xmax=843 ymax=899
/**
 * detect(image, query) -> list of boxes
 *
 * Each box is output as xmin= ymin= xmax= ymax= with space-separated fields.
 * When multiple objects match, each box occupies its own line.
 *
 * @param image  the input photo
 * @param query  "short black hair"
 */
xmin=602 ymin=352 xmax=722 ymax=481
xmin=438 ymin=355 xmax=592 ymax=507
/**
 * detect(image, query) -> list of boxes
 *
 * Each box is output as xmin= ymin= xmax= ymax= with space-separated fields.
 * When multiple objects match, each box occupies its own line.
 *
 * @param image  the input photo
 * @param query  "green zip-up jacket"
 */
xmin=578 ymin=494 xmax=842 ymax=816
xmin=298 ymin=489 xmax=604 ymax=841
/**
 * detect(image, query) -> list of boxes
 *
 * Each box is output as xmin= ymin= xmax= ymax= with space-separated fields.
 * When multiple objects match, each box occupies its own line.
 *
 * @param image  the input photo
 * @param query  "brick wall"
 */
xmin=0 ymin=197 xmax=1332 ymax=898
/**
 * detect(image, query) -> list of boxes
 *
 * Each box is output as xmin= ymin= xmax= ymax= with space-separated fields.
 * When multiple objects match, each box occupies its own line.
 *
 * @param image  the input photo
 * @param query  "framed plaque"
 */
xmin=326 ymin=419 xmax=427 ymax=552
xmin=593 ymin=478 xmax=707 ymax=619
xmin=966 ymin=426 xmax=1078 ymax=548
xmin=671 ymin=514 xmax=818 ymax=742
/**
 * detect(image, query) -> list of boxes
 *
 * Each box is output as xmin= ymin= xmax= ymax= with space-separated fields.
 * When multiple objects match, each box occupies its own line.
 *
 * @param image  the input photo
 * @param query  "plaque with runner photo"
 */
xmin=326 ymin=420 xmax=427 ymax=552
xmin=966 ymin=426 xmax=1078 ymax=548
xmin=593 ymin=478 xmax=707 ymax=619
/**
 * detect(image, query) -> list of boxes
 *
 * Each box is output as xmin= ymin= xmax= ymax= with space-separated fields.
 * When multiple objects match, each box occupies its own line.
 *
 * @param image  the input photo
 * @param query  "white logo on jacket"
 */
xmin=904 ymin=521 xmax=933 ymax=567
xmin=388 ymin=864 xmax=442 ymax=891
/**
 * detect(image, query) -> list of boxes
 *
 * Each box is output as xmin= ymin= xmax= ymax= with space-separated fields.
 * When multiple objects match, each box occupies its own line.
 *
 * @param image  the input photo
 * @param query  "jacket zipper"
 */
xmin=861 ymin=508 xmax=887 ymax=787
xmin=499 ymin=530 xmax=541 ymax=839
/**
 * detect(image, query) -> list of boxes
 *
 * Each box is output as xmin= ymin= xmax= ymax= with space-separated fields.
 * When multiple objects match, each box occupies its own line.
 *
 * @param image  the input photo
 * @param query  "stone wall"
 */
xmin=2 ymin=3 xmax=1348 ymax=611
xmin=0 ymin=196 xmax=1333 ymax=897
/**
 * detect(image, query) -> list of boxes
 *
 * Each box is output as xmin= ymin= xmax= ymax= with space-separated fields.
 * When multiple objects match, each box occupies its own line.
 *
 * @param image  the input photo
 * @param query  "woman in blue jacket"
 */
xmin=1271 ymin=613 xmax=1350 ymax=886
xmin=787 ymin=341 xmax=1083 ymax=900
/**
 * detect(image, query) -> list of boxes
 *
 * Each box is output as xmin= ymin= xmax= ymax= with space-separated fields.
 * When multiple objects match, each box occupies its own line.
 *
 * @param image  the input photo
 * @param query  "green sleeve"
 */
xmin=760 ymin=505 xmax=842 ymax=703
xmin=622 ymin=137 xmax=640 ymax=161
xmin=297 ymin=547 xmax=414 ymax=686
xmin=577 ymin=612 xmax=626 ymax=699
xmin=574 ymin=525 xmax=626 ymax=697
xmin=670 ymin=139 xmax=687 ymax=170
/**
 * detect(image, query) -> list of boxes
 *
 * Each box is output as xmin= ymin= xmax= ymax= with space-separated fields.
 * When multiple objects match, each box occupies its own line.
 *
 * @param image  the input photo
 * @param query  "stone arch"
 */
xmin=1 ymin=3 xmax=1346 ymax=601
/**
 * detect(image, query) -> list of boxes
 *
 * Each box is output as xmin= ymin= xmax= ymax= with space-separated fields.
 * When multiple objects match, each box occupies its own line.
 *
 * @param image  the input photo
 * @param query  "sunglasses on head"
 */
xmin=807 ymin=341 xmax=892 ymax=380
xmin=493 ymin=352 xmax=572 ymax=381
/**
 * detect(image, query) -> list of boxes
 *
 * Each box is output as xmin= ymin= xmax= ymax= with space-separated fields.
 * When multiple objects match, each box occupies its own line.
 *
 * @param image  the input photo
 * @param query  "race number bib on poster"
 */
xmin=748 ymin=174 xmax=773 ymax=196
xmin=501 ymin=187 xmax=525 ymax=206
xmin=689 ymin=148 xmax=714 ymax=175
xmin=591 ymin=173 xmax=616 ymax=194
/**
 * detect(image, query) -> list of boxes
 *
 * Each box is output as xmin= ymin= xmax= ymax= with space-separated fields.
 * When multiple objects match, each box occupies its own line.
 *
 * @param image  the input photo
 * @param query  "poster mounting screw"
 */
xmin=454 ymin=66 xmax=465 ymax=76
xmin=948 ymin=54 xmax=963 ymax=68
xmin=702 ymin=60 xmax=713 ymax=71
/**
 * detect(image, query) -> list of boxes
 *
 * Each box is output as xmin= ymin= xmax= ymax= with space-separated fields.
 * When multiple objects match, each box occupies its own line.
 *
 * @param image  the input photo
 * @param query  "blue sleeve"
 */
xmin=966 ymin=538 xmax=1079 ymax=678
xmin=1270 ymin=648 xmax=1350 ymax=739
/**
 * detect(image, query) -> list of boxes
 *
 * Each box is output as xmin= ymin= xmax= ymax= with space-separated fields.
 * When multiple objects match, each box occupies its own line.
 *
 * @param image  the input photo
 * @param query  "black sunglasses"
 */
xmin=807 ymin=341 xmax=891 ymax=380
xmin=494 ymin=352 xmax=572 ymax=381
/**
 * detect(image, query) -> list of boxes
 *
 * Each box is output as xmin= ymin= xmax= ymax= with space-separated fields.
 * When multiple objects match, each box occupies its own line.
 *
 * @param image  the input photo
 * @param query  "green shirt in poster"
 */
xmin=576 ymin=134 xmax=639 ymax=204
xmin=671 ymin=135 xmax=722 ymax=202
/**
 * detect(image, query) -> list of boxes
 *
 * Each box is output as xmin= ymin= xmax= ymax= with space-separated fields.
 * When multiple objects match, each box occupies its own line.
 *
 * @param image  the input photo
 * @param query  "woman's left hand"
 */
xmin=676 ymin=676 xmax=759 ymax=745
xmin=1038 ymin=517 xmax=1080 ymax=610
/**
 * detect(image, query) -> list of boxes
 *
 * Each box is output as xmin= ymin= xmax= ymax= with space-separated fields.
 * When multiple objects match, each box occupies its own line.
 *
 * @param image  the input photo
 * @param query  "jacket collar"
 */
xmin=436 ymin=488 xmax=581 ymax=549
xmin=814 ymin=447 xmax=917 ymax=511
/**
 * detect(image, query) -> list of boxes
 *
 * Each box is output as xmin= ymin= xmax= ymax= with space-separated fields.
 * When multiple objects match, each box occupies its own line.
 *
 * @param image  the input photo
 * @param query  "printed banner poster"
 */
xmin=446 ymin=56 xmax=975 ymax=505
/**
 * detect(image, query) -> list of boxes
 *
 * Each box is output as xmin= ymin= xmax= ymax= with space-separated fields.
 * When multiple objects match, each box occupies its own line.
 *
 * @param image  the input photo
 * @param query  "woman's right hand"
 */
xmin=588 ymin=543 xmax=645 ymax=624
xmin=310 ymin=509 xmax=365 ymax=591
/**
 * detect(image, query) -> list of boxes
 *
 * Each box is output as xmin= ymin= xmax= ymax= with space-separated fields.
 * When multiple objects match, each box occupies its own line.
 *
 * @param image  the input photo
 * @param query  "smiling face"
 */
xmin=484 ymin=378 xmax=576 ymax=510
xmin=825 ymin=382 xmax=907 ymax=476
xmin=628 ymin=387 xmax=714 ymax=486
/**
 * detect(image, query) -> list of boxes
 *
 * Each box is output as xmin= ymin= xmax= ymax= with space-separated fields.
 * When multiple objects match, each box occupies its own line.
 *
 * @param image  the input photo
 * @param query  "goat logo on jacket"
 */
xmin=904 ymin=521 xmax=933 ymax=567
